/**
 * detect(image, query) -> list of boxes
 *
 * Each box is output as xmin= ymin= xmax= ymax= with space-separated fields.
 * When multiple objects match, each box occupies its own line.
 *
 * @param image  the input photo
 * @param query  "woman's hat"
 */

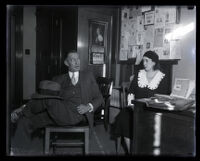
xmin=143 ymin=51 xmax=159 ymax=63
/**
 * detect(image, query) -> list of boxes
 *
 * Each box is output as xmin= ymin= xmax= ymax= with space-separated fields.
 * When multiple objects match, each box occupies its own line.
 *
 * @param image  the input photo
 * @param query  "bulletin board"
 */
xmin=119 ymin=6 xmax=181 ymax=63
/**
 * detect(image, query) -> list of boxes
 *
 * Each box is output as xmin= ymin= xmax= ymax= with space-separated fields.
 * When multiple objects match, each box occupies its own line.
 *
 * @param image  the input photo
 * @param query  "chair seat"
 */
xmin=44 ymin=125 xmax=90 ymax=155
xmin=52 ymin=140 xmax=84 ymax=146
xmin=46 ymin=126 xmax=89 ymax=132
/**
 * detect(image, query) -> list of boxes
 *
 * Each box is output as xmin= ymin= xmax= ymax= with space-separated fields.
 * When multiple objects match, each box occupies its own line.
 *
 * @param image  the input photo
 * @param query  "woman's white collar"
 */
xmin=138 ymin=69 xmax=165 ymax=90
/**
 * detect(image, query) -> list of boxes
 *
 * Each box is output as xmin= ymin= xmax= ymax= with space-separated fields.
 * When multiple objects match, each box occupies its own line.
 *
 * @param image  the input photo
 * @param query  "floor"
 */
xmin=10 ymin=123 xmax=127 ymax=156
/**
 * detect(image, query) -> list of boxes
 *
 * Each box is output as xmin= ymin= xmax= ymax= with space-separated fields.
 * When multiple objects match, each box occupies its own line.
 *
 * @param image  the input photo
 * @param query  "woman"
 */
xmin=112 ymin=50 xmax=168 ymax=154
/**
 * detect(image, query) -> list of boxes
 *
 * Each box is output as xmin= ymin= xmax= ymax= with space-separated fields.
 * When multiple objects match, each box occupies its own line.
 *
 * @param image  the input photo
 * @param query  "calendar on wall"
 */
xmin=119 ymin=6 xmax=181 ymax=62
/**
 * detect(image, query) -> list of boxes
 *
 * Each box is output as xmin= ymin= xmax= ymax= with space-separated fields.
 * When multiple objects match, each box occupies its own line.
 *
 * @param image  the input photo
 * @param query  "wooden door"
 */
xmin=77 ymin=7 xmax=113 ymax=78
xmin=36 ymin=8 xmax=52 ymax=87
xmin=36 ymin=7 xmax=77 ymax=87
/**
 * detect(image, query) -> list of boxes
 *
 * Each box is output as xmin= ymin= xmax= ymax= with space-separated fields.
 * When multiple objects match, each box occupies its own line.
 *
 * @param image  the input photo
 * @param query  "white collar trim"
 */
xmin=138 ymin=69 xmax=165 ymax=90
xmin=68 ymin=71 xmax=79 ymax=79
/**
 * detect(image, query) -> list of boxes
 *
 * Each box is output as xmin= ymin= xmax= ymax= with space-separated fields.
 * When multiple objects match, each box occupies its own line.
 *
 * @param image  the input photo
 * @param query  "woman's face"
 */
xmin=142 ymin=56 xmax=155 ymax=71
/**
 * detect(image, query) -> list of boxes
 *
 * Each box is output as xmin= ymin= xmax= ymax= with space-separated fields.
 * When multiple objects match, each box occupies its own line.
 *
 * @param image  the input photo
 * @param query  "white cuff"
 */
xmin=88 ymin=103 xmax=94 ymax=112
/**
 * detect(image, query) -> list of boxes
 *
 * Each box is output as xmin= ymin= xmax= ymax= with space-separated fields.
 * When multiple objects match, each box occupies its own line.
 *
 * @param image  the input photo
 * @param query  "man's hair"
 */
xmin=64 ymin=50 xmax=77 ymax=61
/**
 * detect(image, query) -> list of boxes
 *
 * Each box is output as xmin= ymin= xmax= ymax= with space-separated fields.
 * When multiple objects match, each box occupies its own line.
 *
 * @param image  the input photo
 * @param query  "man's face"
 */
xmin=65 ymin=52 xmax=80 ymax=72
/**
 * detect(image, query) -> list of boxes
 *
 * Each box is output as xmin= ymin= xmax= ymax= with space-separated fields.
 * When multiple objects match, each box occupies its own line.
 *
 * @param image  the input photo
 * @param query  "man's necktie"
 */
xmin=71 ymin=72 xmax=77 ymax=85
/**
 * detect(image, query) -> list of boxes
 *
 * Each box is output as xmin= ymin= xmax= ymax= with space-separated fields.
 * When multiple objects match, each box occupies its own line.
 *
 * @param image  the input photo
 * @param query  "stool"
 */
xmin=44 ymin=126 xmax=89 ymax=155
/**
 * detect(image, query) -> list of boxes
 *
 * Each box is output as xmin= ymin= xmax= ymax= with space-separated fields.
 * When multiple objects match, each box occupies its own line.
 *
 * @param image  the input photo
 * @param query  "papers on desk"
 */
xmin=143 ymin=98 xmax=175 ymax=111
xmin=143 ymin=97 xmax=195 ymax=111
xmin=170 ymin=78 xmax=195 ymax=99
xmin=149 ymin=78 xmax=196 ymax=111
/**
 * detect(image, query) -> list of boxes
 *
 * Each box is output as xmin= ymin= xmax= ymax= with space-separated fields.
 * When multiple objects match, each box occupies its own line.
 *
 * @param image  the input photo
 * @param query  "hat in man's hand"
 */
xmin=39 ymin=80 xmax=61 ymax=91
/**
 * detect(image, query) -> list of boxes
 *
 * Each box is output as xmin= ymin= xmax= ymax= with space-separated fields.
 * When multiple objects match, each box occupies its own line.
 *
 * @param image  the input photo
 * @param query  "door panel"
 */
xmin=36 ymin=8 xmax=52 ymax=87
xmin=36 ymin=7 xmax=77 ymax=87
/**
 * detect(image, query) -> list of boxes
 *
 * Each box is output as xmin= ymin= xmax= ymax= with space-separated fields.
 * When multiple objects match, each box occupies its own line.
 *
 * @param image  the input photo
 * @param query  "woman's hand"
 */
xmin=127 ymin=93 xmax=135 ymax=106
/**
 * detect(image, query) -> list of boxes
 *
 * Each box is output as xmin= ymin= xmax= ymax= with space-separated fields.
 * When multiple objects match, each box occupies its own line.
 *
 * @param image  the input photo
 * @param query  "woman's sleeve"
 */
xmin=157 ymin=74 xmax=169 ymax=95
xmin=128 ymin=72 xmax=138 ymax=94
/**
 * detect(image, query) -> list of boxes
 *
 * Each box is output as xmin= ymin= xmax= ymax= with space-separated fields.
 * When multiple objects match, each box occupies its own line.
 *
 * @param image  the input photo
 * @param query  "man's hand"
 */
xmin=77 ymin=104 xmax=91 ymax=114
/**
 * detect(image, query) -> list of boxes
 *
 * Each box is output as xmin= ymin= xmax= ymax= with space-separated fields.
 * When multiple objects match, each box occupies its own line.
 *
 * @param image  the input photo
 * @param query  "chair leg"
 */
xmin=105 ymin=107 xmax=109 ymax=131
xmin=45 ymin=128 xmax=50 ymax=155
xmin=116 ymin=137 xmax=121 ymax=154
xmin=84 ymin=128 xmax=89 ymax=155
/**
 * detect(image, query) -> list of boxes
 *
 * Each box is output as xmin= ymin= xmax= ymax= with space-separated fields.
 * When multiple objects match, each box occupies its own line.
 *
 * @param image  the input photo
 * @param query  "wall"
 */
xmin=77 ymin=6 xmax=114 ymax=78
xmin=172 ymin=6 xmax=196 ymax=89
xmin=114 ymin=6 xmax=196 ymax=90
xmin=23 ymin=6 xmax=36 ymax=99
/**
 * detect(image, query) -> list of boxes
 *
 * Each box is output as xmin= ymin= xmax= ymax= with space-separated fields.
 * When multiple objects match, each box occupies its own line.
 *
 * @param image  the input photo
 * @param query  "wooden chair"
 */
xmin=121 ymin=81 xmax=131 ymax=109
xmin=116 ymin=81 xmax=132 ymax=154
xmin=95 ymin=77 xmax=113 ymax=131
xmin=44 ymin=124 xmax=89 ymax=155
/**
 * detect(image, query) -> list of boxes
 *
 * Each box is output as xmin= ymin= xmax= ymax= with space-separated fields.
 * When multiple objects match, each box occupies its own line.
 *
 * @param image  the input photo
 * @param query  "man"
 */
xmin=52 ymin=50 xmax=104 ymax=128
xmin=11 ymin=50 xmax=104 ymax=154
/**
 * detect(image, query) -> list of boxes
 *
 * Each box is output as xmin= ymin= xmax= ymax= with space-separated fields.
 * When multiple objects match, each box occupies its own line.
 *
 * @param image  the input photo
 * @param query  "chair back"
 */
xmin=95 ymin=77 xmax=113 ymax=130
xmin=121 ymin=81 xmax=131 ymax=108
xmin=96 ymin=77 xmax=113 ymax=101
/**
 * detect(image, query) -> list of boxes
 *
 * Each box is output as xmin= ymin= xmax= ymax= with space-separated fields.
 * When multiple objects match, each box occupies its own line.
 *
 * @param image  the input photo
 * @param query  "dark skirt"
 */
xmin=112 ymin=107 xmax=134 ymax=138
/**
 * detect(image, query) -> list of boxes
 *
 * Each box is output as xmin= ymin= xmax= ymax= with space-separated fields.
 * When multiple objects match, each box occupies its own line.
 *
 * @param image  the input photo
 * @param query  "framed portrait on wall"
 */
xmin=88 ymin=19 xmax=108 ymax=64
xmin=144 ymin=11 xmax=155 ymax=25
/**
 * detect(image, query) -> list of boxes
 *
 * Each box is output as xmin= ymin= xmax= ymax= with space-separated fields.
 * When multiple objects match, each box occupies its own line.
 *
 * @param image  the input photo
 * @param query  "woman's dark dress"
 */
xmin=112 ymin=69 xmax=168 ymax=138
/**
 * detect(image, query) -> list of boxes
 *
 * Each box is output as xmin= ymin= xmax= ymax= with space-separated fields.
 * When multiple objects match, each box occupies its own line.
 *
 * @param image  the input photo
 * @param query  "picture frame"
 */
xmin=144 ymin=11 xmax=155 ymax=25
xmin=88 ymin=19 xmax=108 ymax=64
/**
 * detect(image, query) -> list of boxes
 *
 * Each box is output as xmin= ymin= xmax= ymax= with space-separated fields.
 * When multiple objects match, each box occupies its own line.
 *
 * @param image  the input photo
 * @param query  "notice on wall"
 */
xmin=144 ymin=25 xmax=154 ymax=52
xmin=121 ymin=7 xmax=129 ymax=21
xmin=119 ymin=6 xmax=180 ymax=62
xmin=154 ymin=28 xmax=164 ymax=48
xmin=128 ymin=18 xmax=137 ymax=45
xmin=165 ymin=6 xmax=177 ymax=24
xmin=136 ymin=31 xmax=144 ymax=45
xmin=119 ymin=49 xmax=128 ymax=61
xmin=120 ymin=32 xmax=129 ymax=50
xmin=137 ymin=16 xmax=144 ymax=31
xmin=92 ymin=53 xmax=104 ymax=64
xmin=121 ymin=20 xmax=129 ymax=33
xmin=129 ymin=6 xmax=142 ymax=18
xmin=128 ymin=45 xmax=140 ymax=59
xmin=141 ymin=6 xmax=151 ymax=12
xmin=135 ymin=45 xmax=144 ymax=65
xmin=154 ymin=47 xmax=164 ymax=59
xmin=170 ymin=39 xmax=181 ymax=59
xmin=154 ymin=7 xmax=166 ymax=28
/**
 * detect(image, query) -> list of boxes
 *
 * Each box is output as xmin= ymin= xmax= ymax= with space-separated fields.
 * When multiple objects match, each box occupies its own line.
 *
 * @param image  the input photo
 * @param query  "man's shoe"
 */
xmin=11 ymin=104 xmax=26 ymax=123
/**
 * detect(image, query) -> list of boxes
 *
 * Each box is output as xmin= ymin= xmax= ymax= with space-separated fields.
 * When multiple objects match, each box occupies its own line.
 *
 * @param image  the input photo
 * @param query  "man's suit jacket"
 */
xmin=52 ymin=70 xmax=104 ymax=128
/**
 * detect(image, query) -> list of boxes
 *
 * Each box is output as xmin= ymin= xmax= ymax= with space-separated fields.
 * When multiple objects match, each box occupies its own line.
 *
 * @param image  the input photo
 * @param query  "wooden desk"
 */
xmin=132 ymin=100 xmax=195 ymax=156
